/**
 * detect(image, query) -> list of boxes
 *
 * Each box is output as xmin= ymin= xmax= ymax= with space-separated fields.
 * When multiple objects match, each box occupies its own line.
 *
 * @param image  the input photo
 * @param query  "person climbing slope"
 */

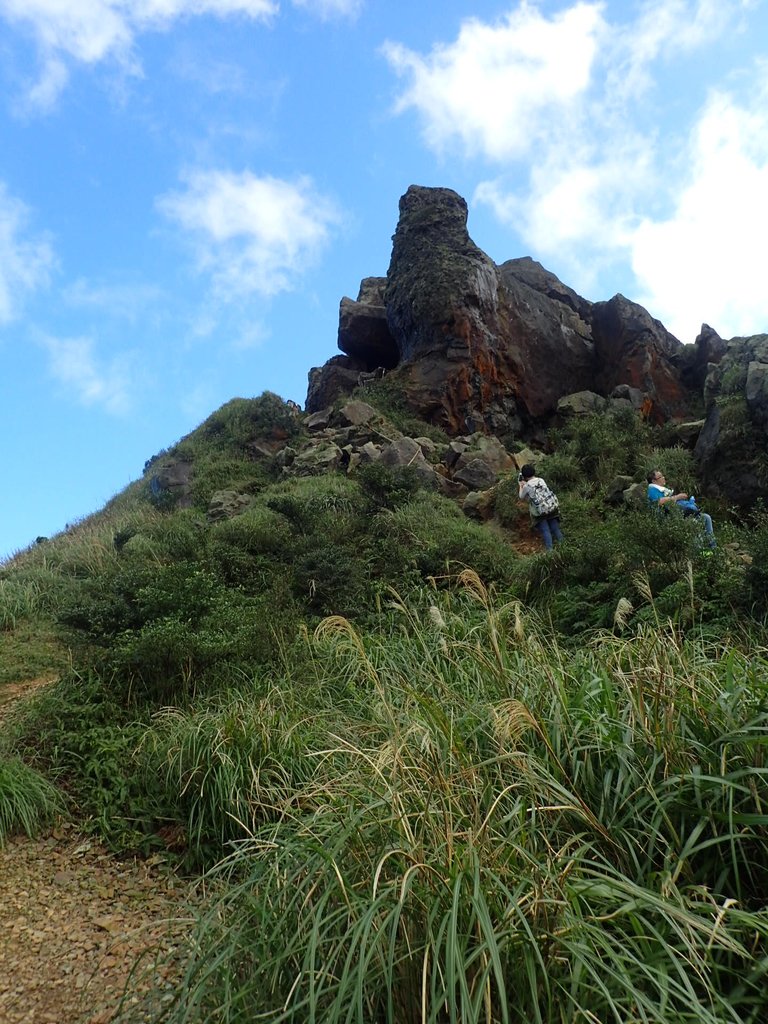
xmin=518 ymin=464 xmax=563 ymax=551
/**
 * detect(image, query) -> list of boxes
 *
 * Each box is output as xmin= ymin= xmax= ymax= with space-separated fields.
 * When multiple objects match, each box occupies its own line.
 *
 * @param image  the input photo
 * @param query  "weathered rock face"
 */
xmin=679 ymin=324 xmax=728 ymax=396
xmin=150 ymin=459 xmax=194 ymax=508
xmin=306 ymin=355 xmax=365 ymax=413
xmin=695 ymin=334 xmax=768 ymax=504
xmin=589 ymin=295 xmax=688 ymax=423
xmin=306 ymin=184 xmax=697 ymax=433
xmin=382 ymin=186 xmax=519 ymax=435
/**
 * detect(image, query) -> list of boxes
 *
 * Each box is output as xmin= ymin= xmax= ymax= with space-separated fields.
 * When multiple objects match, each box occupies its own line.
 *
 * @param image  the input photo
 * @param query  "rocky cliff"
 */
xmin=306 ymin=185 xmax=768 ymax=505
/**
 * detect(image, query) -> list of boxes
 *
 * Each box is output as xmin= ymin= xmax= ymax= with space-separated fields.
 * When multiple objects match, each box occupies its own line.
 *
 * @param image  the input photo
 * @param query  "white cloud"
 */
xmin=40 ymin=334 xmax=134 ymax=413
xmin=291 ymin=0 xmax=363 ymax=18
xmin=629 ymin=81 xmax=768 ymax=342
xmin=383 ymin=2 xmax=605 ymax=161
xmin=157 ymin=170 xmax=342 ymax=298
xmin=0 ymin=183 xmax=55 ymax=324
xmin=477 ymin=132 xmax=652 ymax=249
xmin=63 ymin=278 xmax=166 ymax=321
xmin=608 ymin=0 xmax=751 ymax=100
xmin=231 ymin=322 xmax=270 ymax=351
xmin=0 ymin=0 xmax=278 ymax=108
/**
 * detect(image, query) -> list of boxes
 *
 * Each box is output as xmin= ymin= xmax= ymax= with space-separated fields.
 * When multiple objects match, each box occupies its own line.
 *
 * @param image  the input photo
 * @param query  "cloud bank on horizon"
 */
xmin=1 ymin=0 xmax=767 ymax=554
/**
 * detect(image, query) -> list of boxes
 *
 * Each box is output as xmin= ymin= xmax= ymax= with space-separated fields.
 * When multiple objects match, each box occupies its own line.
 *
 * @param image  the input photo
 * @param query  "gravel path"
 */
xmin=0 ymin=829 xmax=195 ymax=1024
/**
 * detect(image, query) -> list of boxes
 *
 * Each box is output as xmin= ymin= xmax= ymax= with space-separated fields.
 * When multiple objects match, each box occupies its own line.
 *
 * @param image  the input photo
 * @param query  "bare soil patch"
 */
xmin=0 ymin=675 xmax=58 ymax=721
xmin=0 ymin=829 xmax=194 ymax=1024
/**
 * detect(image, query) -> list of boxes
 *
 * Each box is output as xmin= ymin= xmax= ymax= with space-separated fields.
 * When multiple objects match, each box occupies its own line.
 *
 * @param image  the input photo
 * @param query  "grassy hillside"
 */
xmin=1 ymin=390 xmax=768 ymax=1022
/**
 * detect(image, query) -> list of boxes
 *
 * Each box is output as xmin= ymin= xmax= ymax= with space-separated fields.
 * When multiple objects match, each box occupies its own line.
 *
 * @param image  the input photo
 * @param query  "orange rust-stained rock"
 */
xmin=306 ymin=185 xmax=700 ymax=436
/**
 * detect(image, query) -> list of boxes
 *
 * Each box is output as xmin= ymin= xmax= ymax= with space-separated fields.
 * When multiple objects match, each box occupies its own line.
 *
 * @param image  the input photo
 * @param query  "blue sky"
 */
xmin=2 ymin=0 xmax=768 ymax=558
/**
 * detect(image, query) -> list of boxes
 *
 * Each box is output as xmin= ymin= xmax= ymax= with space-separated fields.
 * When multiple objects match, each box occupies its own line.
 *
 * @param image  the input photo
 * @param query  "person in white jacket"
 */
xmin=518 ymin=464 xmax=563 ymax=551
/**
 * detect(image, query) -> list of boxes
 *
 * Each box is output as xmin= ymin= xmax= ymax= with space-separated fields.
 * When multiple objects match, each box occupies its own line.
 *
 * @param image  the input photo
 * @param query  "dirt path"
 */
xmin=0 ymin=829 xmax=195 ymax=1024
xmin=0 ymin=675 xmax=58 ymax=718
xmin=0 ymin=679 xmax=197 ymax=1024
xmin=0 ymin=828 xmax=196 ymax=1024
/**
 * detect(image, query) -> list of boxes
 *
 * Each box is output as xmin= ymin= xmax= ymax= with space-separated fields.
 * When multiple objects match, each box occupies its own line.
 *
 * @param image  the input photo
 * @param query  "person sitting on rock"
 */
xmin=646 ymin=469 xmax=716 ymax=548
xmin=518 ymin=464 xmax=563 ymax=551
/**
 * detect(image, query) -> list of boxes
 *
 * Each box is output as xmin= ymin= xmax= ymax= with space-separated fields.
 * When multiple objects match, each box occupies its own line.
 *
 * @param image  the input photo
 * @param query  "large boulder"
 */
xmin=337 ymin=400 xmax=378 ymax=427
xmin=306 ymin=355 xmax=364 ymax=413
xmin=337 ymin=278 xmax=398 ymax=369
xmin=149 ymin=458 xmax=194 ymax=508
xmin=379 ymin=436 xmax=439 ymax=489
xmin=557 ymin=391 xmax=607 ymax=417
xmin=208 ymin=490 xmax=252 ymax=522
xmin=291 ymin=441 xmax=344 ymax=476
xmin=453 ymin=459 xmax=498 ymax=491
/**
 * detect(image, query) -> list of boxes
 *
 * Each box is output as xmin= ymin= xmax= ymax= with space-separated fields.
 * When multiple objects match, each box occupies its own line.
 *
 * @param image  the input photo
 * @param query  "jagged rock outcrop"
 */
xmin=301 ymin=183 xmax=768 ymax=507
xmin=306 ymin=355 xmax=366 ymax=414
xmin=678 ymin=324 xmax=728 ymax=395
xmin=307 ymin=185 xmax=695 ymax=433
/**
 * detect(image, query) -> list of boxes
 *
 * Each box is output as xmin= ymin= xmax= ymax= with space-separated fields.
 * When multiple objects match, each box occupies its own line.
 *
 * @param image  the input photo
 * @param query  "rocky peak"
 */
xmin=305 ymin=185 xmax=751 ymax=463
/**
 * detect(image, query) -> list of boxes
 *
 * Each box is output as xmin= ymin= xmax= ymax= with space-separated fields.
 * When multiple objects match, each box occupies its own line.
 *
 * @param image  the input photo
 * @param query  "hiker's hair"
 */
xmin=647 ymin=469 xmax=661 ymax=484
xmin=520 ymin=464 xmax=535 ymax=480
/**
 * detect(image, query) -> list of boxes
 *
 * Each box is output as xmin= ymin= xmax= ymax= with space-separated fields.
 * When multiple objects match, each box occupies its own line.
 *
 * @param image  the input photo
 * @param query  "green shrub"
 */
xmin=189 ymin=457 xmax=271 ymax=511
xmin=550 ymin=407 xmax=653 ymax=482
xmin=6 ymin=670 xmax=156 ymax=851
xmin=209 ymin=505 xmax=292 ymax=556
xmin=645 ymin=445 xmax=697 ymax=493
xmin=121 ymin=508 xmax=207 ymax=562
xmin=199 ymin=393 xmax=303 ymax=450
xmin=110 ymin=591 xmax=298 ymax=701
xmin=356 ymin=460 xmax=422 ymax=513
xmin=290 ymin=538 xmax=376 ymax=618
xmin=536 ymin=449 xmax=583 ymax=491
xmin=205 ymin=506 xmax=293 ymax=587
xmin=491 ymin=475 xmax=528 ymax=529
xmin=57 ymin=561 xmax=220 ymax=648
xmin=263 ymin=474 xmax=360 ymax=536
xmin=373 ymin=492 xmax=519 ymax=587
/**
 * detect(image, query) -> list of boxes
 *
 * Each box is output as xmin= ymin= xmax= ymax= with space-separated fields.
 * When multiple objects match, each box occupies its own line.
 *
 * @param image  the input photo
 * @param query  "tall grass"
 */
xmin=0 ymin=756 xmax=64 ymax=843
xmin=151 ymin=575 xmax=768 ymax=1024
xmin=139 ymin=689 xmax=324 ymax=865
